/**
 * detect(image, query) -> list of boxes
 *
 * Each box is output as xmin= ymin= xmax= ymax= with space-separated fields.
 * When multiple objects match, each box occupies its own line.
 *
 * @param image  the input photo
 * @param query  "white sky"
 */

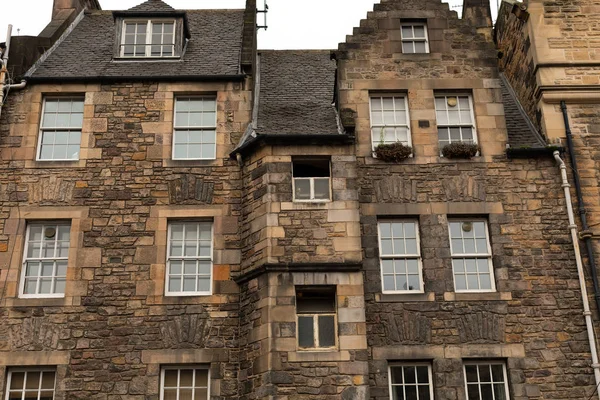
xmin=0 ymin=0 xmax=499 ymax=50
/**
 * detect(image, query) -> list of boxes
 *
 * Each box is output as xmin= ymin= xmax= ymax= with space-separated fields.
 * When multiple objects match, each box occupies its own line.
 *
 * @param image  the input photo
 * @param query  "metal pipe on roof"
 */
xmin=0 ymin=25 xmax=13 ymax=123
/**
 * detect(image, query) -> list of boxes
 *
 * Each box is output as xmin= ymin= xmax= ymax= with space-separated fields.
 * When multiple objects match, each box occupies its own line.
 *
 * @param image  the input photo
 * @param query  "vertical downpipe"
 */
xmin=0 ymin=25 xmax=13 ymax=122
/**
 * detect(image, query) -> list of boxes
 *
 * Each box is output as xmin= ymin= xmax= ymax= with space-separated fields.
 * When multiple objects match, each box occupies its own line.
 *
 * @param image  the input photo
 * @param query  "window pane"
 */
xmin=10 ymin=372 xmax=25 ymax=390
xmin=314 ymin=178 xmax=330 ymax=200
xmin=467 ymin=384 xmax=480 ymax=400
xmin=418 ymin=385 xmax=431 ymax=400
xmin=195 ymin=388 xmax=208 ymax=399
xmin=179 ymin=389 xmax=193 ymax=400
xmin=404 ymin=386 xmax=417 ymax=399
xmin=414 ymin=41 xmax=427 ymax=53
xmin=180 ymin=369 xmax=193 ymax=386
xmin=169 ymin=277 xmax=181 ymax=292
xmin=404 ymin=366 xmax=416 ymax=384
xmin=494 ymin=384 xmax=507 ymax=400
xmin=413 ymin=26 xmax=425 ymax=38
xmin=294 ymin=179 xmax=311 ymax=200
xmin=454 ymin=274 xmax=467 ymax=291
xmin=318 ymin=315 xmax=335 ymax=347
xmin=298 ymin=316 xmax=315 ymax=348
xmin=480 ymin=384 xmax=493 ymax=399
xmin=401 ymin=26 xmax=413 ymax=39
xmin=391 ymin=367 xmax=403 ymax=384
xmin=25 ymin=372 xmax=41 ymax=389
xmin=195 ymin=369 xmax=208 ymax=386
xmin=163 ymin=389 xmax=177 ymax=400
xmin=491 ymin=365 xmax=504 ymax=382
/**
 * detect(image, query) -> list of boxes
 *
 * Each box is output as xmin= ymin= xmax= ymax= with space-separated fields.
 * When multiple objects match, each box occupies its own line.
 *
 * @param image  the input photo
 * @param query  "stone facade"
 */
xmin=0 ymin=0 xmax=599 ymax=399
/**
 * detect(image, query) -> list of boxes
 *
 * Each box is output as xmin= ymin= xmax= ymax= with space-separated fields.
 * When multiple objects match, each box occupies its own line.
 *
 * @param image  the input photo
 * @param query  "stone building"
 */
xmin=0 ymin=0 xmax=598 ymax=399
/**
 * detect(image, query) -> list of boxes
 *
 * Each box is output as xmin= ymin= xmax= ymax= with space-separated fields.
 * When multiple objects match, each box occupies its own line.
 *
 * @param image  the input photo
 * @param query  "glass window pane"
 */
xmin=481 ymin=384 xmax=493 ymax=399
xmin=195 ymin=369 xmax=208 ymax=387
xmin=416 ymin=366 xmax=429 ymax=383
xmin=467 ymin=384 xmax=480 ymax=400
xmin=179 ymin=369 xmax=193 ymax=386
xmin=183 ymin=260 xmax=196 ymax=274
xmin=491 ymin=365 xmax=504 ymax=382
xmin=10 ymin=372 xmax=25 ymax=390
xmin=163 ymin=389 xmax=177 ymax=400
xmin=479 ymin=274 xmax=492 ymax=290
xmin=183 ymin=277 xmax=196 ymax=291
xmin=201 ymin=143 xmax=215 ymax=159
xmin=195 ymin=388 xmax=208 ymax=399
xmin=198 ymin=277 xmax=211 ymax=292
xmin=383 ymin=275 xmax=395 ymax=291
xmin=465 ymin=259 xmax=477 ymax=273
xmin=467 ymin=274 xmax=479 ymax=290
xmin=173 ymin=144 xmax=188 ymax=159
xmin=169 ymin=277 xmax=181 ymax=292
xmin=26 ymin=262 xmax=40 ymax=277
xmin=25 ymin=371 xmax=41 ymax=389
xmin=179 ymin=389 xmax=193 ymax=400
xmin=41 ymin=262 xmax=54 ymax=276
xmin=451 ymin=239 xmax=464 ymax=254
xmin=494 ymin=384 xmax=507 ymax=400
xmin=314 ymin=178 xmax=330 ymax=200
xmin=404 ymin=386 xmax=417 ymax=399
xmin=418 ymin=385 xmax=431 ymax=400
xmin=298 ymin=316 xmax=314 ymax=348
xmin=318 ymin=315 xmax=335 ymax=347
xmin=401 ymin=26 xmax=413 ymax=39
xmin=54 ymin=278 xmax=66 ymax=294
xmin=455 ymin=274 xmax=467 ymax=291
xmin=379 ymin=223 xmax=391 ymax=238
xmin=404 ymin=366 xmax=416 ymax=384
xmin=465 ymin=365 xmax=478 ymax=382
xmin=39 ymin=278 xmax=52 ymax=294
xmin=402 ymin=41 xmax=414 ymax=54
xmin=413 ymin=26 xmax=425 ymax=38
xmin=479 ymin=365 xmax=491 ymax=382
xmin=415 ymin=41 xmax=427 ymax=53
xmin=170 ymin=260 xmax=182 ymax=275
xmin=462 ymin=127 xmax=474 ymax=141
xmin=294 ymin=179 xmax=311 ymax=200
xmin=407 ymin=274 xmax=420 ymax=291
xmin=391 ymin=367 xmax=403 ymax=384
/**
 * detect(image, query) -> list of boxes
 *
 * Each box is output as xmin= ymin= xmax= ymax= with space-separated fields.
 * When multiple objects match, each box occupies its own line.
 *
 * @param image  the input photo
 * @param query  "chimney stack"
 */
xmin=51 ymin=0 xmax=101 ymax=20
xmin=462 ymin=0 xmax=493 ymax=39
xmin=241 ymin=0 xmax=258 ymax=74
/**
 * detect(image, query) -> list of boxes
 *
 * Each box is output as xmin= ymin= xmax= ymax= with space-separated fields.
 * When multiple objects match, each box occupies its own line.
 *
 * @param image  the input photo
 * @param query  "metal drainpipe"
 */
xmin=554 ymin=151 xmax=600 ymax=394
xmin=561 ymin=101 xmax=600 ymax=315
xmin=0 ymin=25 xmax=13 ymax=122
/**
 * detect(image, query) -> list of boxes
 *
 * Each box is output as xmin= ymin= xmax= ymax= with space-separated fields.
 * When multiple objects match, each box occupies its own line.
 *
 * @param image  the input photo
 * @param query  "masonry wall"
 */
xmin=336 ymin=0 xmax=599 ymax=398
xmin=0 ymin=79 xmax=251 ymax=399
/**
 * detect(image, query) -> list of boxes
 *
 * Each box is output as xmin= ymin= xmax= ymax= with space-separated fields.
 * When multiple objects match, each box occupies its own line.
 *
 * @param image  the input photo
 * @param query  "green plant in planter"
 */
xmin=374 ymin=142 xmax=413 ymax=162
xmin=441 ymin=142 xmax=480 ymax=159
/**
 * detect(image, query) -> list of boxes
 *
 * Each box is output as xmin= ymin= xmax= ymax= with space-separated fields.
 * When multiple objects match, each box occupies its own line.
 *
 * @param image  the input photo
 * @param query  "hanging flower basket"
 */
xmin=374 ymin=143 xmax=413 ymax=162
xmin=441 ymin=142 xmax=480 ymax=159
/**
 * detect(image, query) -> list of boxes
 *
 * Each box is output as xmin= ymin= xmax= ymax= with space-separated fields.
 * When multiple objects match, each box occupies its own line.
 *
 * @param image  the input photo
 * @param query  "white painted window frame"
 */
xmin=37 ymin=97 xmax=84 ymax=162
xmin=165 ymin=221 xmax=214 ymax=297
xmin=463 ymin=361 xmax=510 ymax=400
xmin=291 ymin=160 xmax=332 ymax=203
xmin=435 ymin=94 xmax=478 ymax=154
xmin=388 ymin=363 xmax=434 ymax=400
xmin=4 ymin=367 xmax=56 ymax=400
xmin=172 ymin=96 xmax=217 ymax=160
xmin=400 ymin=22 xmax=430 ymax=54
xmin=120 ymin=19 xmax=177 ymax=58
xmin=159 ymin=365 xmax=210 ymax=400
xmin=19 ymin=222 xmax=71 ymax=299
xmin=448 ymin=219 xmax=496 ymax=293
xmin=369 ymin=94 xmax=412 ymax=151
xmin=378 ymin=220 xmax=424 ymax=294
xmin=296 ymin=312 xmax=338 ymax=351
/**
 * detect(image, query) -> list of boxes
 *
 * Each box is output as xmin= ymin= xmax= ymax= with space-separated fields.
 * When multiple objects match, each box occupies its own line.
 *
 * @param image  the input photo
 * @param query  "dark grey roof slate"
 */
xmin=27 ymin=9 xmax=244 ymax=80
xmin=500 ymin=73 xmax=547 ymax=148
xmin=256 ymin=50 xmax=341 ymax=136
xmin=128 ymin=0 xmax=175 ymax=12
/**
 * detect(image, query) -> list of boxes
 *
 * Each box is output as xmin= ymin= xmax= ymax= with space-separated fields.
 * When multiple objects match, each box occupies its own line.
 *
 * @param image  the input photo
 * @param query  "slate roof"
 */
xmin=255 ymin=50 xmax=341 ymax=136
xmin=500 ymin=73 xmax=547 ymax=148
xmin=128 ymin=0 xmax=175 ymax=12
xmin=27 ymin=9 xmax=244 ymax=80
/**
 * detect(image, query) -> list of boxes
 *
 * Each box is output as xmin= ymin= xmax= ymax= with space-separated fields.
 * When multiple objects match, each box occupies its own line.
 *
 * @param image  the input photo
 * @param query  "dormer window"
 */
xmin=120 ymin=20 xmax=175 ymax=58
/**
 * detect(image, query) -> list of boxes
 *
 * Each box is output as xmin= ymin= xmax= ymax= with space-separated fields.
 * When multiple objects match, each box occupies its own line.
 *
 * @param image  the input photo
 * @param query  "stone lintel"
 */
xmin=0 ymin=351 xmax=70 ymax=366
xmin=372 ymin=344 xmax=526 ymax=360
xmin=234 ymin=263 xmax=362 ymax=285
xmin=361 ymin=202 xmax=504 ymax=216
xmin=141 ymin=349 xmax=228 ymax=364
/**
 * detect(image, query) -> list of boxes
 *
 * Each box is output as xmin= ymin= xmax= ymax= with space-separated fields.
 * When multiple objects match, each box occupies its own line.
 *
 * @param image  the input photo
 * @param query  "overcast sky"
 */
xmin=0 ymin=0 xmax=498 ymax=50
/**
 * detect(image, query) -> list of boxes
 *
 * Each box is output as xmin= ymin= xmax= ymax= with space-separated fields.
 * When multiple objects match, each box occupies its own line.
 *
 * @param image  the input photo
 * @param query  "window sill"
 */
xmin=113 ymin=56 xmax=182 ymax=61
xmin=443 ymin=292 xmax=512 ymax=301
xmin=6 ymin=297 xmax=70 ymax=307
xmin=163 ymin=158 xmax=223 ymax=168
xmin=392 ymin=53 xmax=442 ymax=61
xmin=287 ymin=350 xmax=350 ymax=362
xmin=375 ymin=292 xmax=435 ymax=302
xmin=26 ymin=160 xmax=86 ymax=169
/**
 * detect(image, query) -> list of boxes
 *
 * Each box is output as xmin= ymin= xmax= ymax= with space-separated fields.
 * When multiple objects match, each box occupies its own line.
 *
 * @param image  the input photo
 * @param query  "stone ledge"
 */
xmin=287 ymin=350 xmax=351 ymax=362
xmin=0 ymin=351 xmax=70 ymax=366
xmin=4 ymin=297 xmax=71 ymax=308
xmin=24 ymin=160 xmax=87 ymax=169
xmin=372 ymin=344 xmax=526 ymax=360
xmin=141 ymin=349 xmax=228 ymax=364
xmin=375 ymin=292 xmax=435 ymax=302
xmin=444 ymin=292 xmax=512 ymax=301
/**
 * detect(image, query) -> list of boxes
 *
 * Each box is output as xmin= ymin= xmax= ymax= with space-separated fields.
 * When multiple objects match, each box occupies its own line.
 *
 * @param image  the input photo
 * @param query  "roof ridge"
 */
xmin=127 ymin=0 xmax=175 ymax=12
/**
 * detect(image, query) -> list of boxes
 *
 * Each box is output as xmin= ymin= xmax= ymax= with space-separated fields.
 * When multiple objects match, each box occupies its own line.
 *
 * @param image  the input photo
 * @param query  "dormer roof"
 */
xmin=128 ymin=0 xmax=175 ymax=13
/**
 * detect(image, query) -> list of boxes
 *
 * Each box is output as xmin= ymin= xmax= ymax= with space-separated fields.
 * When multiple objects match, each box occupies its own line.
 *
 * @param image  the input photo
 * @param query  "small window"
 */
xmin=161 ymin=366 xmax=209 ymax=400
xmin=38 ymin=98 xmax=84 ymax=161
xmin=166 ymin=222 xmax=213 ymax=296
xmin=449 ymin=220 xmax=495 ymax=292
xmin=292 ymin=159 xmax=331 ymax=202
xmin=378 ymin=220 xmax=423 ymax=293
xmin=370 ymin=95 xmax=411 ymax=150
xmin=296 ymin=287 xmax=337 ymax=350
xmin=21 ymin=223 xmax=70 ymax=298
xmin=389 ymin=364 xmax=433 ymax=400
xmin=401 ymin=23 xmax=429 ymax=54
xmin=464 ymin=362 xmax=510 ymax=400
xmin=173 ymin=97 xmax=217 ymax=160
xmin=435 ymin=94 xmax=477 ymax=152
xmin=121 ymin=20 xmax=176 ymax=58
xmin=5 ymin=368 xmax=56 ymax=400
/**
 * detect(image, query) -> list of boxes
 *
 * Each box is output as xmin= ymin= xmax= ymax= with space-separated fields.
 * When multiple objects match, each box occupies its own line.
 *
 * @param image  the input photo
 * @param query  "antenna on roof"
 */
xmin=257 ymin=0 xmax=268 ymax=31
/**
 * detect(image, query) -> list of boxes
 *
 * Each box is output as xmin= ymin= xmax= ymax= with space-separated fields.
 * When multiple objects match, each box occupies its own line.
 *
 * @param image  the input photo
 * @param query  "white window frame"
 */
xmin=388 ymin=363 xmax=434 ymax=400
xmin=291 ymin=160 xmax=332 ymax=203
xmin=463 ymin=361 xmax=510 ymax=400
xmin=19 ymin=222 xmax=71 ymax=299
xmin=378 ymin=220 xmax=424 ymax=294
xmin=120 ymin=19 xmax=177 ymax=58
xmin=165 ymin=221 xmax=214 ymax=297
xmin=435 ymin=94 xmax=478 ymax=154
xmin=400 ymin=22 xmax=430 ymax=54
xmin=160 ymin=365 xmax=210 ymax=400
xmin=448 ymin=219 xmax=495 ymax=293
xmin=172 ymin=96 xmax=217 ymax=160
xmin=369 ymin=95 xmax=412 ymax=151
xmin=296 ymin=312 xmax=338 ymax=351
xmin=37 ymin=97 xmax=84 ymax=162
xmin=4 ymin=368 xmax=56 ymax=400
